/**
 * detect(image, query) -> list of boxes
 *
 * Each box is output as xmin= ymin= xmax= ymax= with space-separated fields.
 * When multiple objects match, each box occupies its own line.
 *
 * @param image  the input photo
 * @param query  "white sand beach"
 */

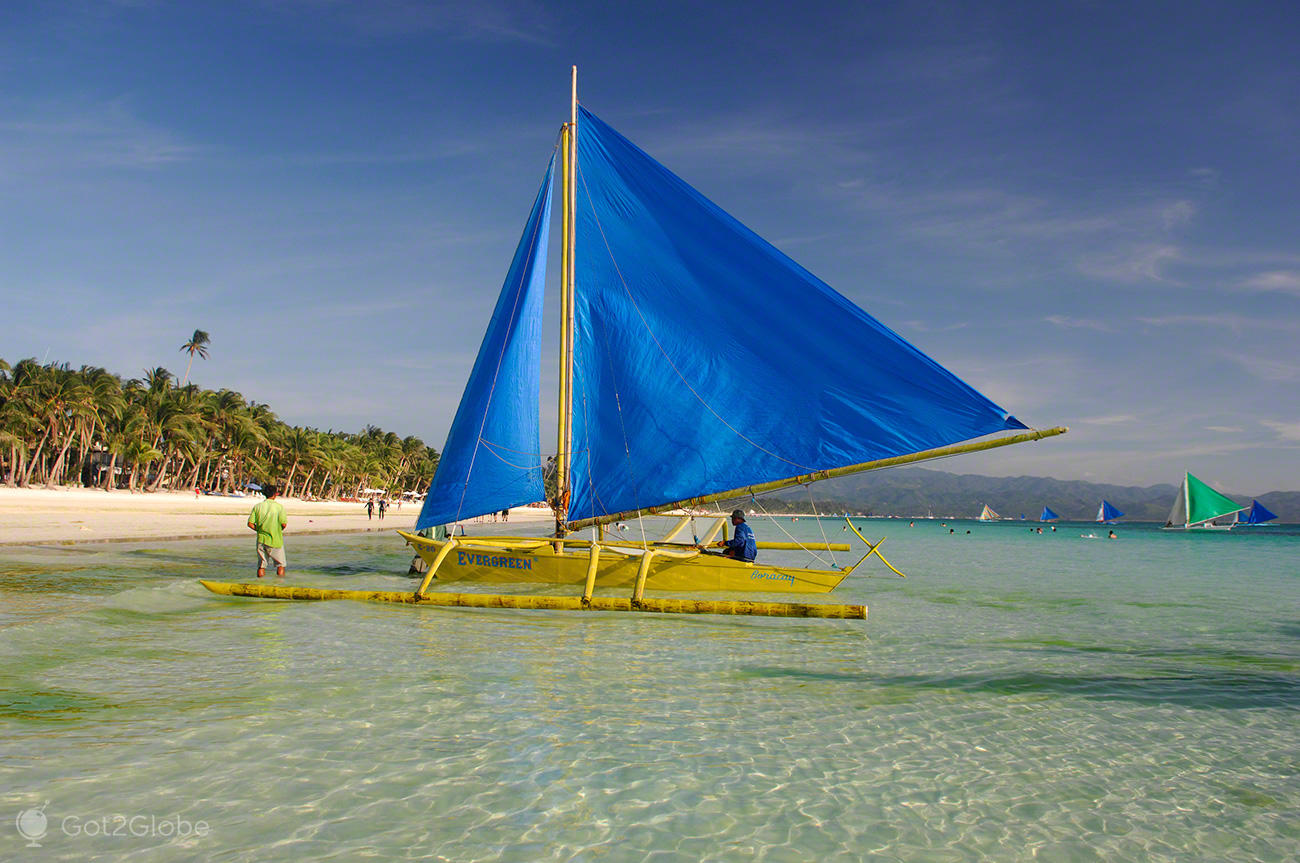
xmin=0 ymin=487 xmax=553 ymax=545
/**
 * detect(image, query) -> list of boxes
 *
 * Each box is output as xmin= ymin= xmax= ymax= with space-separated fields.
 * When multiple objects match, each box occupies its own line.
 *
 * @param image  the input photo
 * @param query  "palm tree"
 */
xmin=19 ymin=363 xmax=78 ymax=486
xmin=179 ymin=330 xmax=211 ymax=387
xmin=281 ymin=427 xmax=324 ymax=498
xmin=0 ymin=359 xmax=29 ymax=486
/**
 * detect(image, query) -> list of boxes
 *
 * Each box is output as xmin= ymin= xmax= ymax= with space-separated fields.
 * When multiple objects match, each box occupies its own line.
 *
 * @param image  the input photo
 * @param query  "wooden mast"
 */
xmin=554 ymin=66 xmax=578 ymax=539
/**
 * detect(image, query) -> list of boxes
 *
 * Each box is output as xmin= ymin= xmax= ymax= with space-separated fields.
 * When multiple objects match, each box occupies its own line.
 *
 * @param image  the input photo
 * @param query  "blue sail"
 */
xmin=1242 ymin=500 xmax=1277 ymax=525
xmin=416 ymin=156 xmax=554 ymax=529
xmin=1097 ymin=500 xmax=1124 ymax=523
xmin=1040 ymin=506 xmax=1060 ymax=522
xmin=568 ymin=108 xmax=1026 ymax=523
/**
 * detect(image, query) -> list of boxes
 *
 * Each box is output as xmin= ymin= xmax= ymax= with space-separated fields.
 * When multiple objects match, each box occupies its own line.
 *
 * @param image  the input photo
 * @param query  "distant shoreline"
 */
xmin=1 ymin=488 xmax=1285 ymax=547
xmin=0 ymin=487 xmax=548 ymax=547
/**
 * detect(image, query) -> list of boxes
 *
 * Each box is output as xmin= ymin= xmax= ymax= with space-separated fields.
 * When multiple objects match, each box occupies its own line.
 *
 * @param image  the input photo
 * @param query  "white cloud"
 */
xmin=1161 ymin=200 xmax=1196 ymax=230
xmin=0 ymin=101 xmax=194 ymax=180
xmin=1078 ymin=244 xmax=1181 ymax=284
xmin=1044 ymin=315 xmax=1114 ymax=332
xmin=1261 ymin=419 xmax=1300 ymax=442
xmin=900 ymin=320 xmax=968 ymax=333
xmin=1189 ymin=166 xmax=1220 ymax=188
xmin=278 ymin=0 xmax=557 ymax=45
xmin=1237 ymin=270 xmax=1300 ymax=296
xmin=1221 ymin=352 xmax=1300 ymax=382
xmin=1078 ymin=414 xmax=1137 ymax=426
xmin=1205 ymin=425 xmax=1244 ymax=433
xmin=1137 ymin=313 xmax=1300 ymax=334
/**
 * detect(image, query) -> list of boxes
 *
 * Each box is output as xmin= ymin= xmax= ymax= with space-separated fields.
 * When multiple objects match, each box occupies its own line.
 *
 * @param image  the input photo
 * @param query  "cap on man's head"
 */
xmin=731 ymin=509 xmax=745 ymax=521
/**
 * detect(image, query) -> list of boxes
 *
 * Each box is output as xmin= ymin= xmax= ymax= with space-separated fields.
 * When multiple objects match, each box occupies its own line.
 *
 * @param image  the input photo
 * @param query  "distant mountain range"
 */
xmin=739 ymin=467 xmax=1299 ymax=523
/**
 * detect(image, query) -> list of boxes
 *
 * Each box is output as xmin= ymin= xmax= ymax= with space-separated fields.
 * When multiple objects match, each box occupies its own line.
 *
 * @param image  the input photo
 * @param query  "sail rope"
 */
xmin=475 ymin=439 xmax=548 ymax=471
xmin=744 ymin=491 xmax=833 ymax=568
xmin=805 ymin=486 xmax=838 ymax=568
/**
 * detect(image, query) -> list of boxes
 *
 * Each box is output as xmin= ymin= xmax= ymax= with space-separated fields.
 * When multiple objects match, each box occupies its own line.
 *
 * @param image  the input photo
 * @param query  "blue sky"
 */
xmin=2 ymin=1 xmax=1297 ymax=493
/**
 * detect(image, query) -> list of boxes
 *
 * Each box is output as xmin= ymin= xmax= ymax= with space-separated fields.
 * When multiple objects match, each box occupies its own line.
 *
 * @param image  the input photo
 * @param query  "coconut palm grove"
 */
xmin=0 ymin=339 xmax=439 ymax=498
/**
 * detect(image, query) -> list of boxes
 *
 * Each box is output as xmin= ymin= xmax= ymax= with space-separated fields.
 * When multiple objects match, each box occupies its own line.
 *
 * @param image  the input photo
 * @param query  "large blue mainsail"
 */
xmin=416 ymin=156 xmax=554 ymax=530
xmin=568 ymin=108 xmax=1026 ymax=523
xmin=1040 ymin=506 xmax=1060 ymax=522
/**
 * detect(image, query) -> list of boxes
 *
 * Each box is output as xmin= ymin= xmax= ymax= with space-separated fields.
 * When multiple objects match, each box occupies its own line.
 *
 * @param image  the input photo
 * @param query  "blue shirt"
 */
xmin=725 ymin=521 xmax=757 ymax=561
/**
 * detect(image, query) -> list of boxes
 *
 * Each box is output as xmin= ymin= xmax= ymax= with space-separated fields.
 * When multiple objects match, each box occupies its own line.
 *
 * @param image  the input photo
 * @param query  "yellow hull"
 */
xmin=399 ymin=532 xmax=848 ymax=594
xmin=198 ymin=580 xmax=865 ymax=619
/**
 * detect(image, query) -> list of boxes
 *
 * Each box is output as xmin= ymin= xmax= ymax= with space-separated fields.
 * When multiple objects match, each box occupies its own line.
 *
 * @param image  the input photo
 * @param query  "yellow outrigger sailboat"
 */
xmin=205 ymin=69 xmax=1064 ymax=618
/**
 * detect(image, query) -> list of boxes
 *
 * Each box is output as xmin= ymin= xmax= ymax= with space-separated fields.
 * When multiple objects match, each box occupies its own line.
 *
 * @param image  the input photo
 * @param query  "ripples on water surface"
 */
xmin=2 ymin=520 xmax=1297 ymax=861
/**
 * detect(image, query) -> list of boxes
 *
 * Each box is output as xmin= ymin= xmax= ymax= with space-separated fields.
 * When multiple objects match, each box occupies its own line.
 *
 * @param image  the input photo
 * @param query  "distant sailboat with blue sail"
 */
xmin=371 ymin=69 xmax=1064 ymax=611
xmin=1096 ymin=500 xmax=1124 ymax=524
xmin=1039 ymin=506 xmax=1060 ymax=522
xmin=1239 ymin=500 xmax=1278 ymax=526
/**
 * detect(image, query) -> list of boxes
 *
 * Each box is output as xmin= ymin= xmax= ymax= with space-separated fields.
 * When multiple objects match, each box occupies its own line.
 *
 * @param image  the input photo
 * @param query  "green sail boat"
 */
xmin=1162 ymin=472 xmax=1245 ymax=531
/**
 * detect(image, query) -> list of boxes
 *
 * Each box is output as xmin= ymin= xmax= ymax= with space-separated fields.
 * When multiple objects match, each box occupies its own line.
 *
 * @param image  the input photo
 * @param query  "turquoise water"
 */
xmin=2 ymin=519 xmax=1297 ymax=861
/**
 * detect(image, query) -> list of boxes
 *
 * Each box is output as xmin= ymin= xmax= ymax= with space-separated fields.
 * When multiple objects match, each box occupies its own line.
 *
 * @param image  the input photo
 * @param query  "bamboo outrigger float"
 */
xmin=202 ymin=67 xmax=1064 ymax=620
xmin=199 ymin=579 xmax=866 ymax=618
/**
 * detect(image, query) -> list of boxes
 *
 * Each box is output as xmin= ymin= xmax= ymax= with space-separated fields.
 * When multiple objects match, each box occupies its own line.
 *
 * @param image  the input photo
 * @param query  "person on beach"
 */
xmin=247 ymin=484 xmax=287 ymax=578
xmin=697 ymin=509 xmax=756 ymax=561
xmin=366 ymin=499 xmax=374 ymax=520
xmin=378 ymin=499 xmax=387 ymax=520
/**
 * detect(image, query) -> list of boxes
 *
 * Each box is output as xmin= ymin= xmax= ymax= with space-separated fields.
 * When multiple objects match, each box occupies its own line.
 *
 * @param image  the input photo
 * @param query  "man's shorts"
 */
xmin=257 ymin=543 xmax=286 ymax=569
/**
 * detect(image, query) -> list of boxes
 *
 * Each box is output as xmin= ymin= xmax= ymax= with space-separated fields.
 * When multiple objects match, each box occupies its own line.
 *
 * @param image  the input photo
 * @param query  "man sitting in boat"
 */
xmin=704 ymin=509 xmax=757 ymax=562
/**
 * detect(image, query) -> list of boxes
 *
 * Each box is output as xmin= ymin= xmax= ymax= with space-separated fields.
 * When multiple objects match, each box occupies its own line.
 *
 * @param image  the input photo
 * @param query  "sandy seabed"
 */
xmin=0 ymin=487 xmax=552 ymax=545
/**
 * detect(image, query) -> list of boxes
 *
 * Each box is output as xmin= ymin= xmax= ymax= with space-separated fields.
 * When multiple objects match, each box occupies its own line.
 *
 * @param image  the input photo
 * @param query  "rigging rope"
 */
xmin=746 ymin=491 xmax=833 ymax=568
xmin=805 ymin=486 xmax=837 ymax=568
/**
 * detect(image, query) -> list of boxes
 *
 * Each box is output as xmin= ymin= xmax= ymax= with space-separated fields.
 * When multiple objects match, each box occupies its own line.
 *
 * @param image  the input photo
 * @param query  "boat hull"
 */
xmin=198 ymin=580 xmax=865 ymax=619
xmin=400 ymin=532 xmax=848 ymax=594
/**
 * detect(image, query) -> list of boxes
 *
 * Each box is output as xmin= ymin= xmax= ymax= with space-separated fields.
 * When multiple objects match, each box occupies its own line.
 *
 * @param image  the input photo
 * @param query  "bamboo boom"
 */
xmin=404 ymin=531 xmax=842 ymax=554
xmin=199 ymin=581 xmax=865 ymax=619
xmin=565 ymin=426 xmax=1069 ymax=531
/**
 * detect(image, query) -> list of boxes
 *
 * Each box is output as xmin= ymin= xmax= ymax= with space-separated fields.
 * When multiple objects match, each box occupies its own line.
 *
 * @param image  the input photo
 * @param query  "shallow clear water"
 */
xmin=2 ymin=519 xmax=1297 ymax=861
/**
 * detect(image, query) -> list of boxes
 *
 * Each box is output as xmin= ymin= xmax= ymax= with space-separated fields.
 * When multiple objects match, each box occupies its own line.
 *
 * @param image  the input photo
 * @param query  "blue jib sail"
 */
xmin=568 ymin=108 xmax=1027 ymax=523
xmin=1242 ymin=500 xmax=1277 ymax=525
xmin=1040 ymin=507 xmax=1060 ymax=522
xmin=416 ymin=156 xmax=554 ymax=530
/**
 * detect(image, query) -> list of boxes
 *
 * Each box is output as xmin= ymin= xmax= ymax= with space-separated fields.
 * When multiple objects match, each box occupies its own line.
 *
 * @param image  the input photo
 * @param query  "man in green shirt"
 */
xmin=247 ymin=484 xmax=288 ymax=577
